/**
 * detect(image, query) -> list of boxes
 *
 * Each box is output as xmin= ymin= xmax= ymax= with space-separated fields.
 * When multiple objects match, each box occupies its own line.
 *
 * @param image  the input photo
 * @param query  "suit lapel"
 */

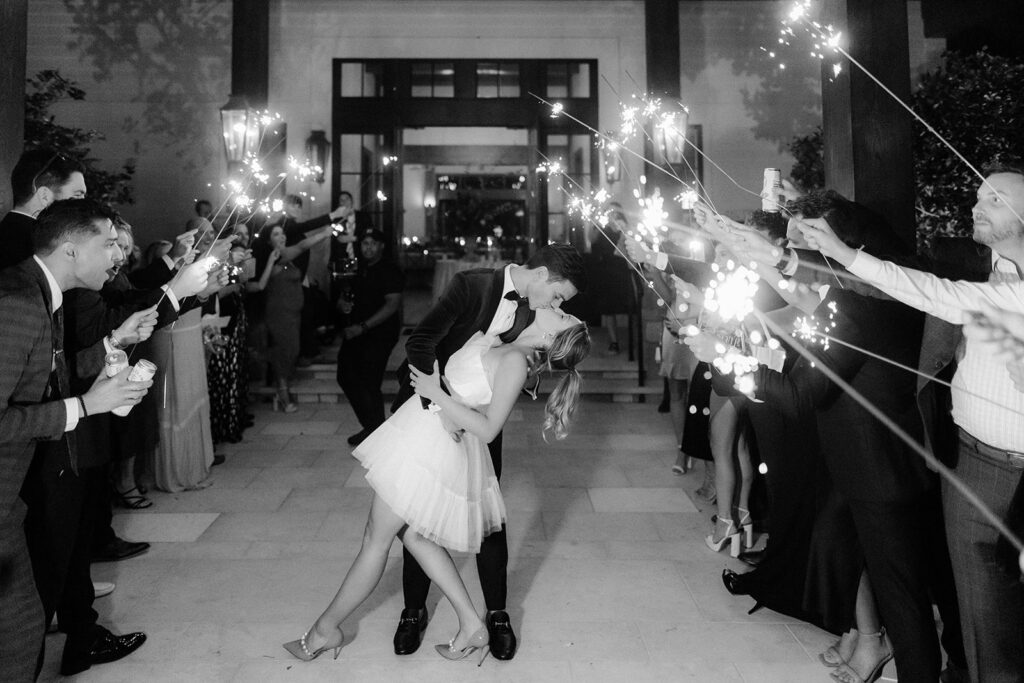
xmin=478 ymin=268 xmax=507 ymax=333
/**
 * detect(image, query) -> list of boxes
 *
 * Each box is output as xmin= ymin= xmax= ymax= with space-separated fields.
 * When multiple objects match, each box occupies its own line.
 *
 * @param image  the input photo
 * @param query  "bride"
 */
xmin=284 ymin=308 xmax=590 ymax=664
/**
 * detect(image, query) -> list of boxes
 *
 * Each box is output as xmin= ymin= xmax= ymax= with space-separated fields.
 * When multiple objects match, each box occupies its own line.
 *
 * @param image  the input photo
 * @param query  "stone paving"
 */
xmin=41 ymin=397 xmax=885 ymax=682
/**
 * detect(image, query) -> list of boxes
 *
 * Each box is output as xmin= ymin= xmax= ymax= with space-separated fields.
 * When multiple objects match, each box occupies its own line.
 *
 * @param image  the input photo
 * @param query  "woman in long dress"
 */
xmin=284 ymin=309 xmax=590 ymax=663
xmin=251 ymin=223 xmax=333 ymax=412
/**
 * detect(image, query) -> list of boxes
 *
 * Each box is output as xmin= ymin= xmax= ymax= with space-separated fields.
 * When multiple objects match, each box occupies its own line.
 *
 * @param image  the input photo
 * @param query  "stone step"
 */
xmin=253 ymin=375 xmax=660 ymax=404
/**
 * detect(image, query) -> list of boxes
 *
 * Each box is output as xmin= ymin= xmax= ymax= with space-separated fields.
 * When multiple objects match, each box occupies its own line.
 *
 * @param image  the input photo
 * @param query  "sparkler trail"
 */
xmin=754 ymin=309 xmax=1024 ymax=562
xmin=779 ymin=1 xmax=1024 ymax=226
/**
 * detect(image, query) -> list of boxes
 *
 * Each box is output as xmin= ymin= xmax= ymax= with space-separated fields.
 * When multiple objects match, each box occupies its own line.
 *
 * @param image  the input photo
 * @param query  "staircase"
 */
xmin=251 ymin=327 xmax=661 ymax=404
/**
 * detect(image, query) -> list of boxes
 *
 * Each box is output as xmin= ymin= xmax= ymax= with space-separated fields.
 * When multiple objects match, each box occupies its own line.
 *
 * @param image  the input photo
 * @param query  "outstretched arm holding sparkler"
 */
xmin=799 ymin=219 xmax=1024 ymax=324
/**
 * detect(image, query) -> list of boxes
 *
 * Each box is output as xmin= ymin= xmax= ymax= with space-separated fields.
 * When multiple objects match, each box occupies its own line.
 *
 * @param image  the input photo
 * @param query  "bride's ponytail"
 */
xmin=541 ymin=323 xmax=590 ymax=440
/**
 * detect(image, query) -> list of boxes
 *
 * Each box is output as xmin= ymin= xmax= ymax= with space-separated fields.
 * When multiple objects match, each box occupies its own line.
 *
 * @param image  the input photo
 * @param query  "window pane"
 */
xmin=569 ymin=62 xmax=590 ymax=98
xmin=499 ymin=63 xmax=520 ymax=98
xmin=411 ymin=63 xmax=432 ymax=97
xmin=339 ymin=135 xmax=362 ymax=174
xmin=477 ymin=62 xmax=498 ymax=98
xmin=434 ymin=62 xmax=454 ymax=98
xmin=546 ymin=63 xmax=568 ymax=98
xmin=364 ymin=63 xmax=384 ymax=97
xmin=340 ymin=62 xmax=363 ymax=97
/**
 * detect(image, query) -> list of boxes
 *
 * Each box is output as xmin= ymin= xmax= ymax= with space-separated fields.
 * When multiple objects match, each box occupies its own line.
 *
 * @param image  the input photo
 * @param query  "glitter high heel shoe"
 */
xmin=282 ymin=624 xmax=344 ymax=661
xmin=435 ymin=625 xmax=489 ymax=666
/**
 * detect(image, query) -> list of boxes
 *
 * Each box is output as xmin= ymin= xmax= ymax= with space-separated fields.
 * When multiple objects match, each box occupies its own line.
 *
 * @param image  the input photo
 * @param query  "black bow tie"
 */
xmin=500 ymin=291 xmax=534 ymax=344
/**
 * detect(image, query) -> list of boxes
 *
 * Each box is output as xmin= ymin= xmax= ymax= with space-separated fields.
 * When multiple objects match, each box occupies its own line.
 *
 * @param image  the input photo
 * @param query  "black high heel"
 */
xmin=722 ymin=568 xmax=750 ymax=596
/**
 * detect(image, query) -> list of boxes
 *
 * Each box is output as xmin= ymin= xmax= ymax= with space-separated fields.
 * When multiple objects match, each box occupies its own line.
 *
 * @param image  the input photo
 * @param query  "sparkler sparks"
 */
xmin=793 ymin=300 xmax=839 ymax=350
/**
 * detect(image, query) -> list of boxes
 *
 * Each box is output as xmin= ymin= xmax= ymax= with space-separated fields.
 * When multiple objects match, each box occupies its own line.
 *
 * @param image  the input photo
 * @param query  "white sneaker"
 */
xmin=93 ymin=581 xmax=116 ymax=598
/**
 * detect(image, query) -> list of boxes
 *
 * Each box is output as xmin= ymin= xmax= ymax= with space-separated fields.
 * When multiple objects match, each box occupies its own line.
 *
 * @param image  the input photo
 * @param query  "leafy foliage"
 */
xmin=786 ymin=49 xmax=1024 ymax=247
xmin=24 ymin=69 xmax=135 ymax=206
xmin=787 ymin=126 xmax=824 ymax=192
xmin=912 ymin=49 xmax=1024 ymax=245
xmin=62 ymin=0 xmax=231 ymax=173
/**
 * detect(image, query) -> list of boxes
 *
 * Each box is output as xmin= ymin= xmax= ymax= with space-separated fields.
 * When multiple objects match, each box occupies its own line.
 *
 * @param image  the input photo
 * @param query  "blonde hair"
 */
xmin=535 ymin=322 xmax=591 ymax=440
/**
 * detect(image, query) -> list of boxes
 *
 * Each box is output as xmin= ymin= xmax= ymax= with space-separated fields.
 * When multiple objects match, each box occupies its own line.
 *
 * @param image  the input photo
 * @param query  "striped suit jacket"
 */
xmin=0 ymin=259 xmax=69 ymax=526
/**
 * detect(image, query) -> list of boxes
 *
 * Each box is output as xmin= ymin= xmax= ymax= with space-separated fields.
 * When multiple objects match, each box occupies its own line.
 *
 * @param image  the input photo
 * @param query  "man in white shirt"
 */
xmin=795 ymin=163 xmax=1024 ymax=683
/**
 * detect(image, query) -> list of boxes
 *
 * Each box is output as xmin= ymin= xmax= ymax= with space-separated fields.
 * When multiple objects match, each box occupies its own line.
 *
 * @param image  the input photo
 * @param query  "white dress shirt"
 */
xmin=848 ymin=250 xmax=1024 ymax=451
xmin=484 ymin=265 xmax=522 ymax=338
xmin=33 ymin=256 xmax=81 ymax=432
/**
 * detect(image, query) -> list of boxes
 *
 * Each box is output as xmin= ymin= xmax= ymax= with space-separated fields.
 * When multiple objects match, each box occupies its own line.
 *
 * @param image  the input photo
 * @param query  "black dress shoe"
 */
xmin=91 ymin=538 xmax=150 ymax=563
xmin=60 ymin=630 xmax=147 ymax=676
xmin=212 ymin=453 xmax=226 ymax=467
xmin=393 ymin=607 xmax=429 ymax=655
xmin=940 ymin=662 xmax=970 ymax=683
xmin=347 ymin=429 xmax=371 ymax=446
xmin=486 ymin=610 xmax=517 ymax=660
xmin=738 ymin=548 xmax=766 ymax=567
xmin=722 ymin=568 xmax=751 ymax=596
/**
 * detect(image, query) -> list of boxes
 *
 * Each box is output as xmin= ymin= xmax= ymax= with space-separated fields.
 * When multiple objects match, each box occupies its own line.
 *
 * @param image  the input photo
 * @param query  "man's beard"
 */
xmin=973 ymin=222 xmax=1021 ymax=245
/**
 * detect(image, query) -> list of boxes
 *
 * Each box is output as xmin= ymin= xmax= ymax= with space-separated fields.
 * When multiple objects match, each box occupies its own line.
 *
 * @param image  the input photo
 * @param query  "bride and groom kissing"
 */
xmin=283 ymin=243 xmax=591 ymax=664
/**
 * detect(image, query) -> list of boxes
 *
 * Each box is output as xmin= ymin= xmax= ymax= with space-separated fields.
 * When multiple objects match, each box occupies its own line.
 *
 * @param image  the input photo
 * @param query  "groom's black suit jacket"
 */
xmin=393 ymin=268 xmax=505 ymax=413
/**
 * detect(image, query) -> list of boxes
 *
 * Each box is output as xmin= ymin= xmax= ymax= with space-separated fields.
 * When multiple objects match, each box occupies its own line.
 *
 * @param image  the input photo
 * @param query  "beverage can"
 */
xmin=104 ymin=350 xmax=129 ymax=378
xmin=761 ymin=168 xmax=783 ymax=212
xmin=112 ymin=359 xmax=157 ymax=417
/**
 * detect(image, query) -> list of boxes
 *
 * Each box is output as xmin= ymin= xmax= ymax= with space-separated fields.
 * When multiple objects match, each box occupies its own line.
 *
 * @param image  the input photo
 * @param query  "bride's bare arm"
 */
xmin=411 ymin=352 xmax=527 ymax=443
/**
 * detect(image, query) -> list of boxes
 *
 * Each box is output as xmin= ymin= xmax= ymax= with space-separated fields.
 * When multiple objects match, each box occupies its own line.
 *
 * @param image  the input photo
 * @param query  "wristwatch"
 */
xmin=108 ymin=334 xmax=124 ymax=350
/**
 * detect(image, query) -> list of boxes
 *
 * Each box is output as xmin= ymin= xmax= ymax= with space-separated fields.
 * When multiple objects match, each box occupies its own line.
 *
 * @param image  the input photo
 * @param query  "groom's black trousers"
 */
xmin=402 ymin=432 xmax=508 ymax=611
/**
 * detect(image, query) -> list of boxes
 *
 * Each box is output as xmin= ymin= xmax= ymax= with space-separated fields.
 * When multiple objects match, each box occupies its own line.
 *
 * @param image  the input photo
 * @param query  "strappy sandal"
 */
xmin=115 ymin=487 xmax=153 ymax=509
xmin=830 ymin=629 xmax=892 ymax=683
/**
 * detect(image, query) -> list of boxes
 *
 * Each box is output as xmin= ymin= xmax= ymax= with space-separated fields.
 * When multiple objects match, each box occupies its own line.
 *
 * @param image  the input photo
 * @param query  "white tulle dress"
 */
xmin=353 ymin=332 xmax=507 ymax=553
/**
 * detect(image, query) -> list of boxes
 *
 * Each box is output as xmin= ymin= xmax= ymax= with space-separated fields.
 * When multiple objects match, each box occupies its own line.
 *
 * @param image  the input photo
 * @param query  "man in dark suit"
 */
xmin=389 ymin=243 xmax=586 ymax=661
xmin=0 ymin=149 xmax=87 ymax=270
xmin=793 ymin=165 xmax=1024 ymax=683
xmin=0 ymin=198 xmax=154 ymax=681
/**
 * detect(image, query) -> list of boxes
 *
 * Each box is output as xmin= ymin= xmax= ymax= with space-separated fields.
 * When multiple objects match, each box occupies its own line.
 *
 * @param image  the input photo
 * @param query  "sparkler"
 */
xmin=777 ymin=1 xmax=1024 ymax=225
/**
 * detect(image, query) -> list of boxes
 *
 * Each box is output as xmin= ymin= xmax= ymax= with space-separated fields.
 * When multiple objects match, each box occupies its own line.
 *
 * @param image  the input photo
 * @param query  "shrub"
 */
xmin=24 ymin=69 xmax=135 ymax=206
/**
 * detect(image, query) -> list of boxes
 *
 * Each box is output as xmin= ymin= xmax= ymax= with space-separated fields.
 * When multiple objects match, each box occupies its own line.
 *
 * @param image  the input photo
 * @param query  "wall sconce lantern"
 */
xmin=220 ymin=94 xmax=260 ymax=174
xmin=654 ymin=110 xmax=688 ymax=166
xmin=305 ymin=130 xmax=330 ymax=184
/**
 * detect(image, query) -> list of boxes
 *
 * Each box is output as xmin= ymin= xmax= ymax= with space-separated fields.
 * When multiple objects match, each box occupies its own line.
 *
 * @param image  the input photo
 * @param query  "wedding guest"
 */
xmin=645 ymin=232 xmax=707 ymax=474
xmin=205 ymin=238 xmax=252 ymax=445
xmin=794 ymin=163 xmax=1024 ymax=682
xmin=250 ymin=222 xmax=334 ymax=412
xmin=9 ymin=199 xmax=155 ymax=679
xmin=336 ymin=228 xmax=405 ymax=445
xmin=589 ymin=210 xmax=634 ymax=353
xmin=194 ymin=199 xmax=213 ymax=221
xmin=277 ymin=194 xmax=348 ymax=363
xmin=0 ymin=149 xmax=86 ymax=270
xmin=150 ymin=226 xmax=232 ymax=491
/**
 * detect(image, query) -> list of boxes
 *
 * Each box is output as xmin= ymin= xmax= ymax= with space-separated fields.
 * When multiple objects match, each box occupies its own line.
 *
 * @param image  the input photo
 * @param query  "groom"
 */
xmin=390 ymin=243 xmax=586 ymax=660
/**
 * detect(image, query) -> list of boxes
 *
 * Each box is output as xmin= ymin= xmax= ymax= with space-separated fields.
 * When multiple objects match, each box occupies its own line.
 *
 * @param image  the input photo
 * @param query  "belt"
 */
xmin=958 ymin=429 xmax=1024 ymax=470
